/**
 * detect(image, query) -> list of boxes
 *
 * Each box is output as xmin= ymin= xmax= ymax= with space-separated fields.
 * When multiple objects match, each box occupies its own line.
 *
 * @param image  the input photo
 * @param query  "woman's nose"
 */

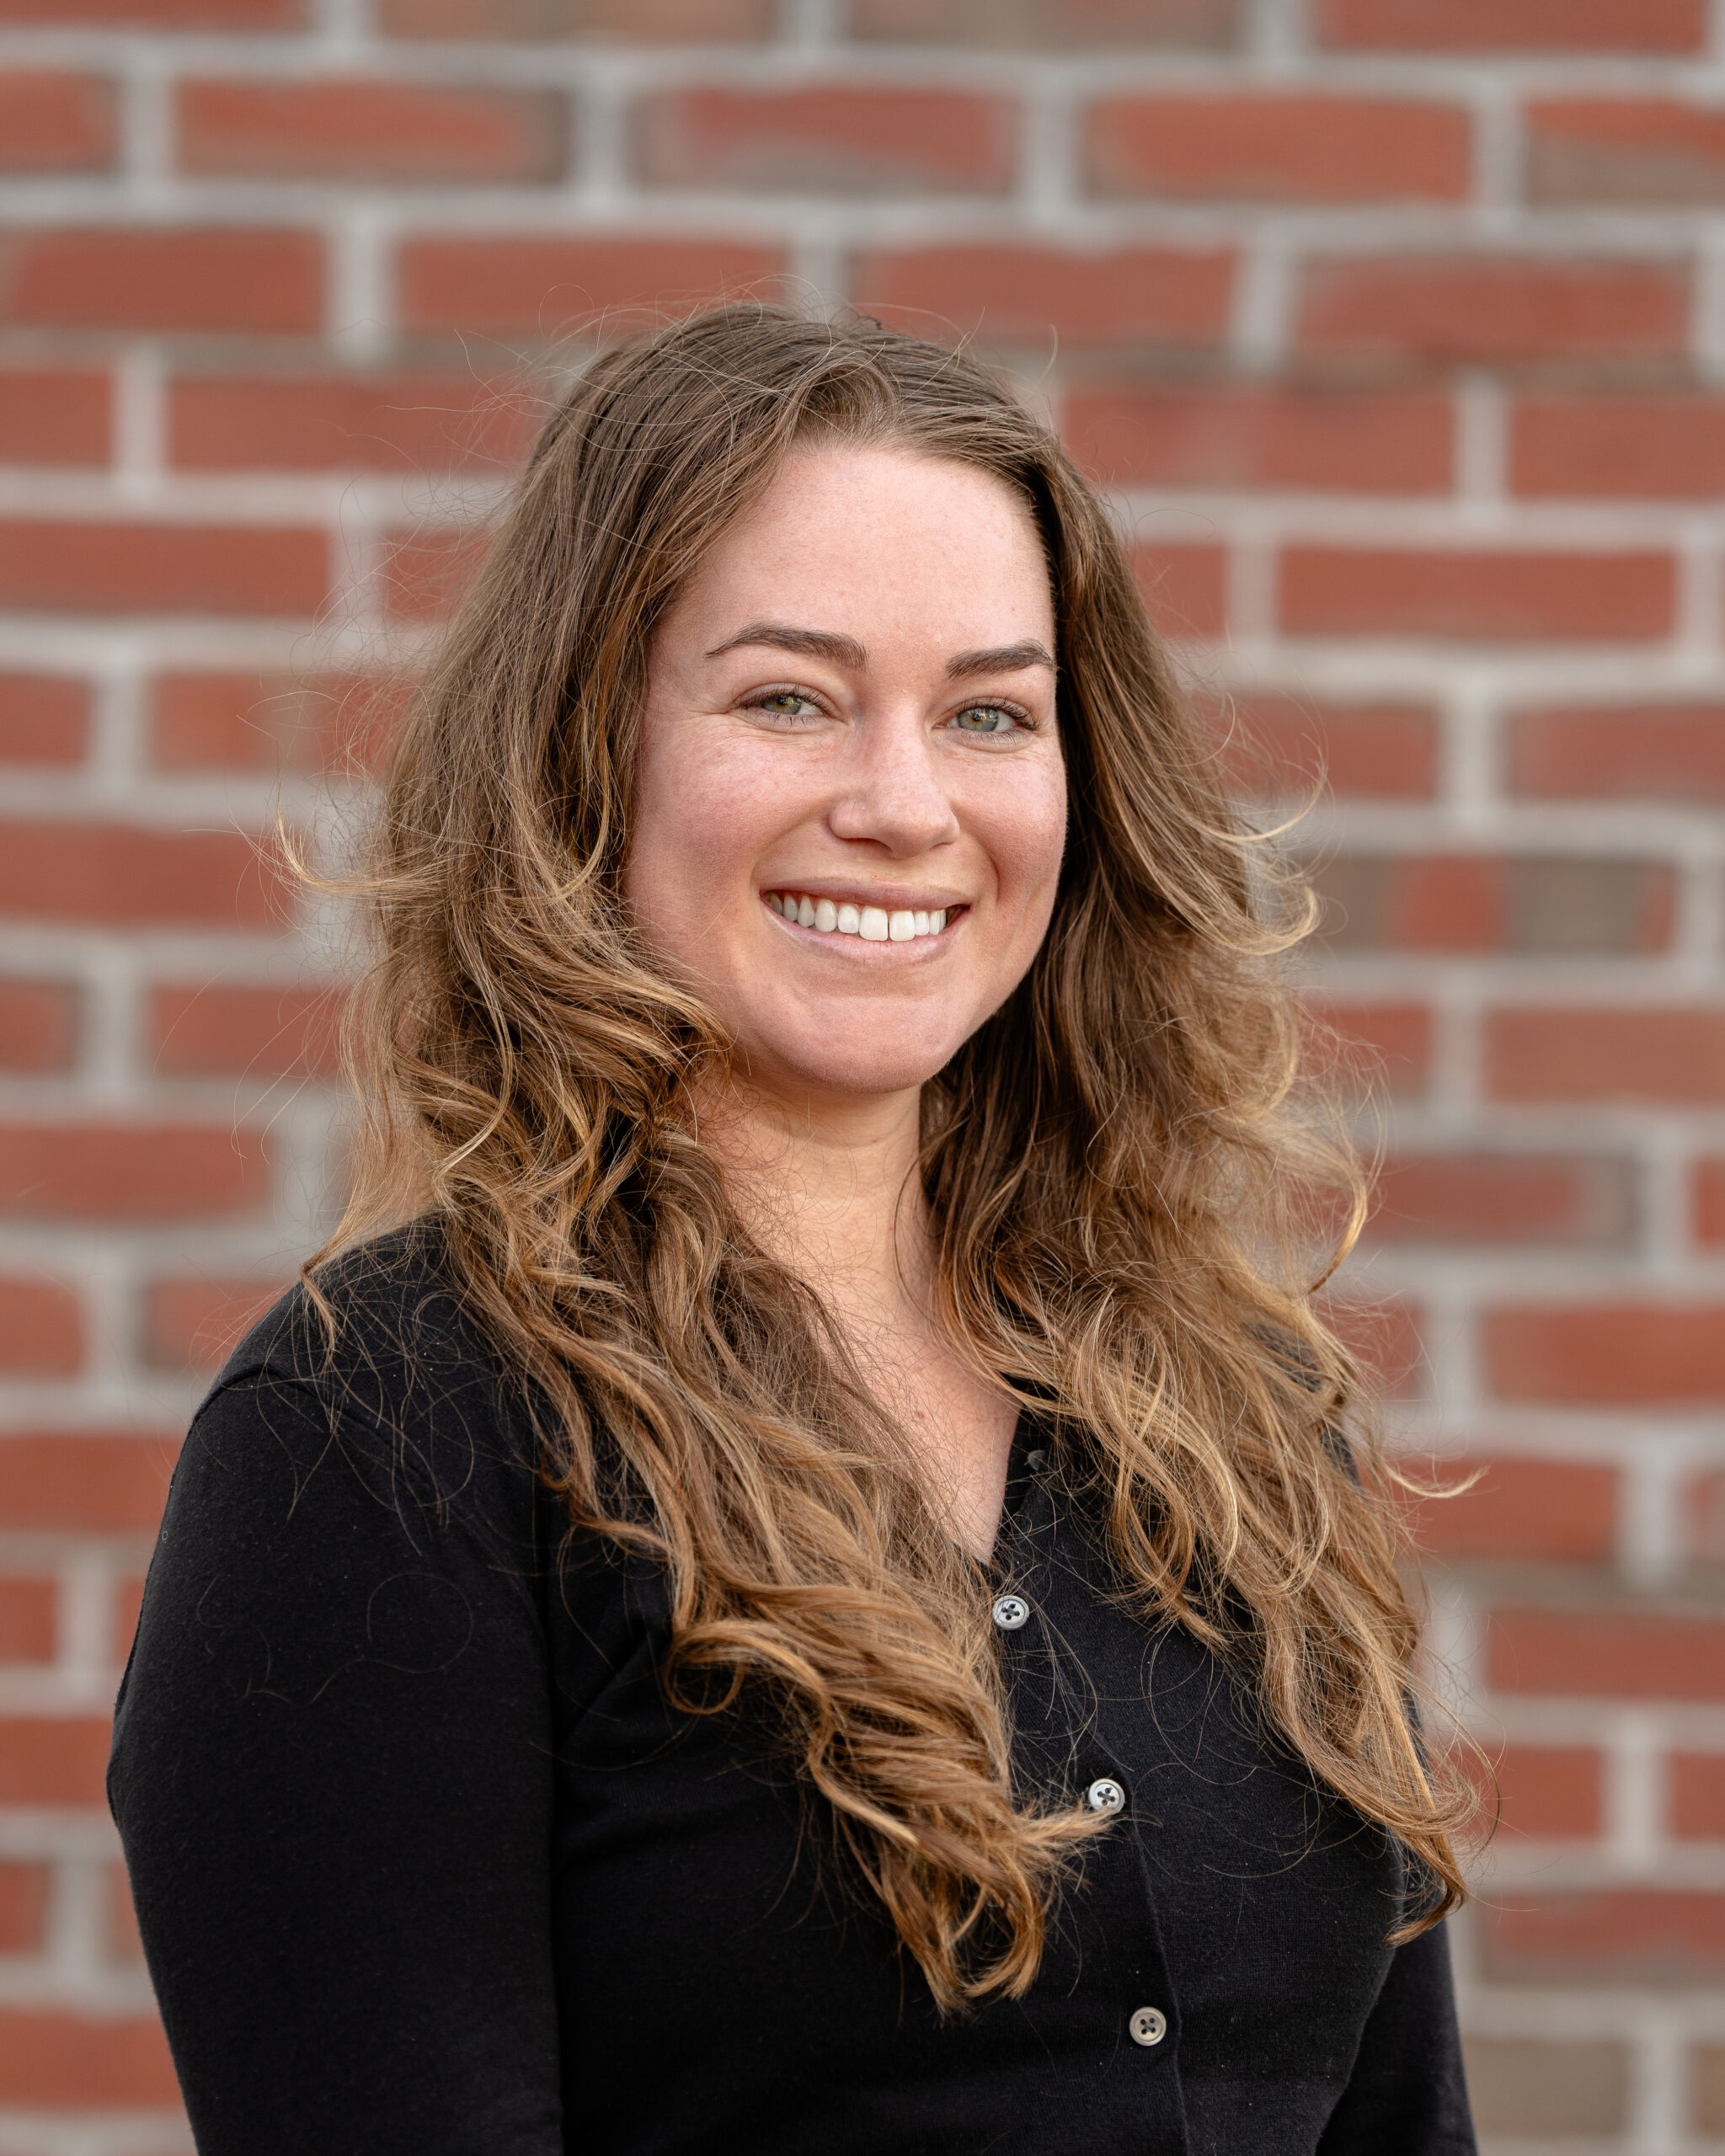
xmin=825 ymin=712 xmax=961 ymax=857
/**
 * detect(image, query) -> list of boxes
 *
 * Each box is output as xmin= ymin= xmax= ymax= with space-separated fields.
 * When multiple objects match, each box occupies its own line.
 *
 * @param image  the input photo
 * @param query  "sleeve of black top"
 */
xmin=107 ymin=1364 xmax=563 ymax=2156
xmin=1316 ymin=1921 xmax=1477 ymax=2154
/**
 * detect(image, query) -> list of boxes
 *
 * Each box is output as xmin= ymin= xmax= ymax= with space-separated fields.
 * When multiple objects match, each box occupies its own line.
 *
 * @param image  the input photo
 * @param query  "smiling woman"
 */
xmin=625 ymin=444 xmax=1070 ymax=1557
xmin=108 ymin=307 xmax=1478 ymax=2156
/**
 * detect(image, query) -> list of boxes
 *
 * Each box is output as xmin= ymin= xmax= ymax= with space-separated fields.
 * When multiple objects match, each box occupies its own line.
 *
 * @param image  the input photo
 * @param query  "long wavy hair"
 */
xmin=312 ymin=302 xmax=1470 ymax=2011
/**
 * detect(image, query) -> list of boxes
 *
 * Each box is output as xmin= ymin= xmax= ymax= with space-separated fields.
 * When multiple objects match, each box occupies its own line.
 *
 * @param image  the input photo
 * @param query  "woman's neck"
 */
xmin=699 ymin=1077 xmax=932 ymax=1343
xmin=699 ymin=1073 xmax=1019 ymax=1562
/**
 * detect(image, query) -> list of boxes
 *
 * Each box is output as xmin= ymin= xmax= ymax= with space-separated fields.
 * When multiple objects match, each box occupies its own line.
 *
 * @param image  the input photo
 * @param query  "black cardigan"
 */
xmin=109 ymin=1227 xmax=1475 ymax=2156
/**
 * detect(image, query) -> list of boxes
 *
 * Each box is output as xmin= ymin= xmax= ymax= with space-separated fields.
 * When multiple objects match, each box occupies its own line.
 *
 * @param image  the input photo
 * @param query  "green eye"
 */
xmin=754 ymin=691 xmax=814 ymax=717
xmin=953 ymin=705 xmax=1015 ymax=734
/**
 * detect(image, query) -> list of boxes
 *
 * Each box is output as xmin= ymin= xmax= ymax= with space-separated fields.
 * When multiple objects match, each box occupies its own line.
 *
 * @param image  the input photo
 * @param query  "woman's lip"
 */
xmin=757 ymin=887 xmax=972 ymax=912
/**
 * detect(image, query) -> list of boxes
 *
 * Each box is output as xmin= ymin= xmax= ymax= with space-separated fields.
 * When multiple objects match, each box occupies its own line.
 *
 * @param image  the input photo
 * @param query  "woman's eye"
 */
xmin=951 ymin=704 xmax=1021 ymax=735
xmin=747 ymin=690 xmax=820 ymax=720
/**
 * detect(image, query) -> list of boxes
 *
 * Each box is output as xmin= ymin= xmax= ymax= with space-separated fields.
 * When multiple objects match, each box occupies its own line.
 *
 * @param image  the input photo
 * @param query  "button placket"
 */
xmin=991 ymin=1451 xmax=1183 ymax=2095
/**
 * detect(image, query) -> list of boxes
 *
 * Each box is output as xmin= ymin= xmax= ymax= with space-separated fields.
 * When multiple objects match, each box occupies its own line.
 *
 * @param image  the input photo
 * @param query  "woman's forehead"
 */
xmin=662 ymin=446 xmax=1056 ymax=659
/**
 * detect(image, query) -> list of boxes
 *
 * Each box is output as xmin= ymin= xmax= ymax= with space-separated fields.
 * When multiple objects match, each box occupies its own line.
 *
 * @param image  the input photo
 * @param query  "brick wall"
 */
xmin=1 ymin=0 xmax=1723 ymax=2146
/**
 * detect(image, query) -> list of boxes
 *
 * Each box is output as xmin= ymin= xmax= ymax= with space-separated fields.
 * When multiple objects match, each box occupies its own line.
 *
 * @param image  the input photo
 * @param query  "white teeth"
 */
xmin=768 ymin=894 xmax=953 ymax=942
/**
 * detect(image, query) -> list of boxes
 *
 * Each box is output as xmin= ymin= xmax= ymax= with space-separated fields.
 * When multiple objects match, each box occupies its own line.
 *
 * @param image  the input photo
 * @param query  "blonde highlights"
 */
xmin=313 ymin=305 xmax=1470 ymax=2012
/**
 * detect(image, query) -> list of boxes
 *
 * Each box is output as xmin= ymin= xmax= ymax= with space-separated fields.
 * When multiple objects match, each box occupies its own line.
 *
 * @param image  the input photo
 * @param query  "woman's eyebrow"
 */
xmin=946 ymin=641 xmax=1057 ymax=680
xmin=707 ymin=622 xmax=867 ymax=668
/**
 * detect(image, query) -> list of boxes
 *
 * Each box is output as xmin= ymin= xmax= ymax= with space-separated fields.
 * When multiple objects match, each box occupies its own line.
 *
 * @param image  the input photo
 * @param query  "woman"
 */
xmin=109 ymin=306 xmax=1477 ymax=2155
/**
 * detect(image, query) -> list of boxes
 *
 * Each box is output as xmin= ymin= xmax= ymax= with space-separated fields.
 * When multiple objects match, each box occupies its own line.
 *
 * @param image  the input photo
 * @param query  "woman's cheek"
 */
xmin=634 ymin=731 xmax=790 ymax=914
xmin=979 ymin=759 xmax=1067 ymax=918
xmin=695 ymin=735 xmax=822 ymax=846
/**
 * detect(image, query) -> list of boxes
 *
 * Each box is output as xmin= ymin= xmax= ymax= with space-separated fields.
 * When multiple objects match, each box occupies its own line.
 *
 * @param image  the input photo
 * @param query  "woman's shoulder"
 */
xmin=214 ymin=1214 xmax=484 ymax=1399
xmin=189 ymin=1216 xmax=544 ymax=1548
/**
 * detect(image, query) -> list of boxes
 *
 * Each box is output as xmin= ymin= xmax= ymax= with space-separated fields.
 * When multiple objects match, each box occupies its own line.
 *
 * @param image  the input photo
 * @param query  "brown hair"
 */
xmin=313 ymin=302 xmax=1470 ymax=2011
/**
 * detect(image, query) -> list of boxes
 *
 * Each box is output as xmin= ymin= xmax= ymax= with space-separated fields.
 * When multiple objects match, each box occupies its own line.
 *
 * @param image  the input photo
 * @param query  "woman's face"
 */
xmin=626 ymin=444 xmax=1066 ymax=1108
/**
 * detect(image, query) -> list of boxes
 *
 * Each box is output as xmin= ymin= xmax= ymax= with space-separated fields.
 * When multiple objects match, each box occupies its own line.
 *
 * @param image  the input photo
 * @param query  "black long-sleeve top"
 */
xmin=109 ymin=1226 xmax=1475 ymax=2156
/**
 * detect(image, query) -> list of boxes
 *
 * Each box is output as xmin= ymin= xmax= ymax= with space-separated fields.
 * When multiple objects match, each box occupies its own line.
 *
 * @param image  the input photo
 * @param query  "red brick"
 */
xmin=1528 ymin=98 xmax=1725 ymax=207
xmin=114 ymin=1581 xmax=145 ymax=1672
xmin=1370 ymin=1152 xmax=1632 ymax=1246
xmin=1514 ymin=396 xmax=1725 ymax=499
xmin=1316 ymin=0 xmax=1703 ymax=51
xmin=1486 ymin=1306 xmax=1725 ymax=1406
xmin=1300 ymin=997 xmax=1433 ymax=1097
xmin=0 ymin=1579 xmax=55 ymax=1662
xmin=1695 ymin=1160 xmax=1725 ymax=1246
xmin=852 ymin=0 xmax=1236 ymax=42
xmin=1130 ymin=543 xmax=1226 ymax=637
xmin=1321 ymin=1294 xmax=1425 ymax=1396
xmin=380 ymin=0 xmax=769 ymax=33
xmin=0 ymin=0 xmax=298 ymax=17
xmin=0 ymin=1435 xmax=177 ymax=1532
xmin=170 ymin=371 xmax=532 ymax=472
xmin=1219 ymin=696 xmax=1437 ymax=798
xmin=0 ymin=520 xmax=326 ymax=617
xmin=1696 ymin=2050 xmax=1725 ymax=2135
xmin=1279 ymin=547 xmax=1674 ymax=642
xmin=0 ymin=1278 xmax=83 ymax=1374
xmin=98 ymin=1866 xmax=142 ymax=1971
xmin=398 ymin=235 xmax=783 ymax=336
xmin=0 ymin=1718 xmax=112 ymax=1805
xmin=0 ymin=72 xmax=112 ymax=172
xmin=0 ymin=1865 xmax=49 ymax=1953
xmin=152 ymin=982 xmax=341 ymax=1078
xmin=853 ymin=244 xmax=1234 ymax=350
xmin=0 ymin=1125 xmax=269 ymax=1221
xmin=638 ymin=87 xmax=1013 ymax=195
xmin=0 ymin=2007 xmax=179 ymax=2106
xmin=0 ymin=369 xmax=109 ymax=467
xmin=178 ymin=77 xmax=568 ymax=184
xmin=1316 ymin=855 xmax=1671 ymax=955
xmin=1297 ymin=255 xmax=1688 ymax=363
xmin=1486 ymin=1009 xmax=1725 ymax=1105
xmin=1407 ymin=1457 xmax=1617 ymax=1562
xmin=1685 ymin=1470 xmax=1725 ymax=1561
xmin=145 ymin=1276 xmax=288 ymax=1373
xmin=1068 ymin=385 xmax=1450 ymax=494
xmin=1 ymin=227 xmax=321 ymax=334
xmin=1673 ymin=1754 xmax=1725 ymax=1837
xmin=1489 ymin=1746 xmax=1605 ymax=1838
xmin=380 ymin=526 xmax=489 ymax=622
xmin=1509 ymin=703 xmax=1725 ymax=800
xmin=1087 ymin=93 xmax=1468 ymax=203
xmin=151 ymin=670 xmax=296 ymax=771
xmin=1491 ymin=1608 xmax=1725 ymax=1698
xmin=0 ymin=675 xmax=88 ymax=764
xmin=0 ymin=980 xmax=77 ymax=1073
xmin=1483 ymin=1890 xmax=1725 ymax=1983
xmin=150 ymin=670 xmax=402 ymax=774
xmin=0 ymin=823 xmax=286 ymax=927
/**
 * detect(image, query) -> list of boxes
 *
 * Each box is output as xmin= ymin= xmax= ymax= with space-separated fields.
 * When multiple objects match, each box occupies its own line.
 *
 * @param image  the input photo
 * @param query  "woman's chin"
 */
xmin=739 ymin=1023 xmax=963 ymax=1107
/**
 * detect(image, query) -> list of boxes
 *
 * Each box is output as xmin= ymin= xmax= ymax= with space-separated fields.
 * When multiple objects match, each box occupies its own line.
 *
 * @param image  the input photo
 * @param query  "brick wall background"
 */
xmin=2 ymin=0 xmax=1724 ymax=2146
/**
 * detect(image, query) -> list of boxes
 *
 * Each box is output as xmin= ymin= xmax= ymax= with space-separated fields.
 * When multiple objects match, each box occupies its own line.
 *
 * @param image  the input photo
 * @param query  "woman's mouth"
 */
xmin=765 ymin=892 xmax=961 ymax=944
